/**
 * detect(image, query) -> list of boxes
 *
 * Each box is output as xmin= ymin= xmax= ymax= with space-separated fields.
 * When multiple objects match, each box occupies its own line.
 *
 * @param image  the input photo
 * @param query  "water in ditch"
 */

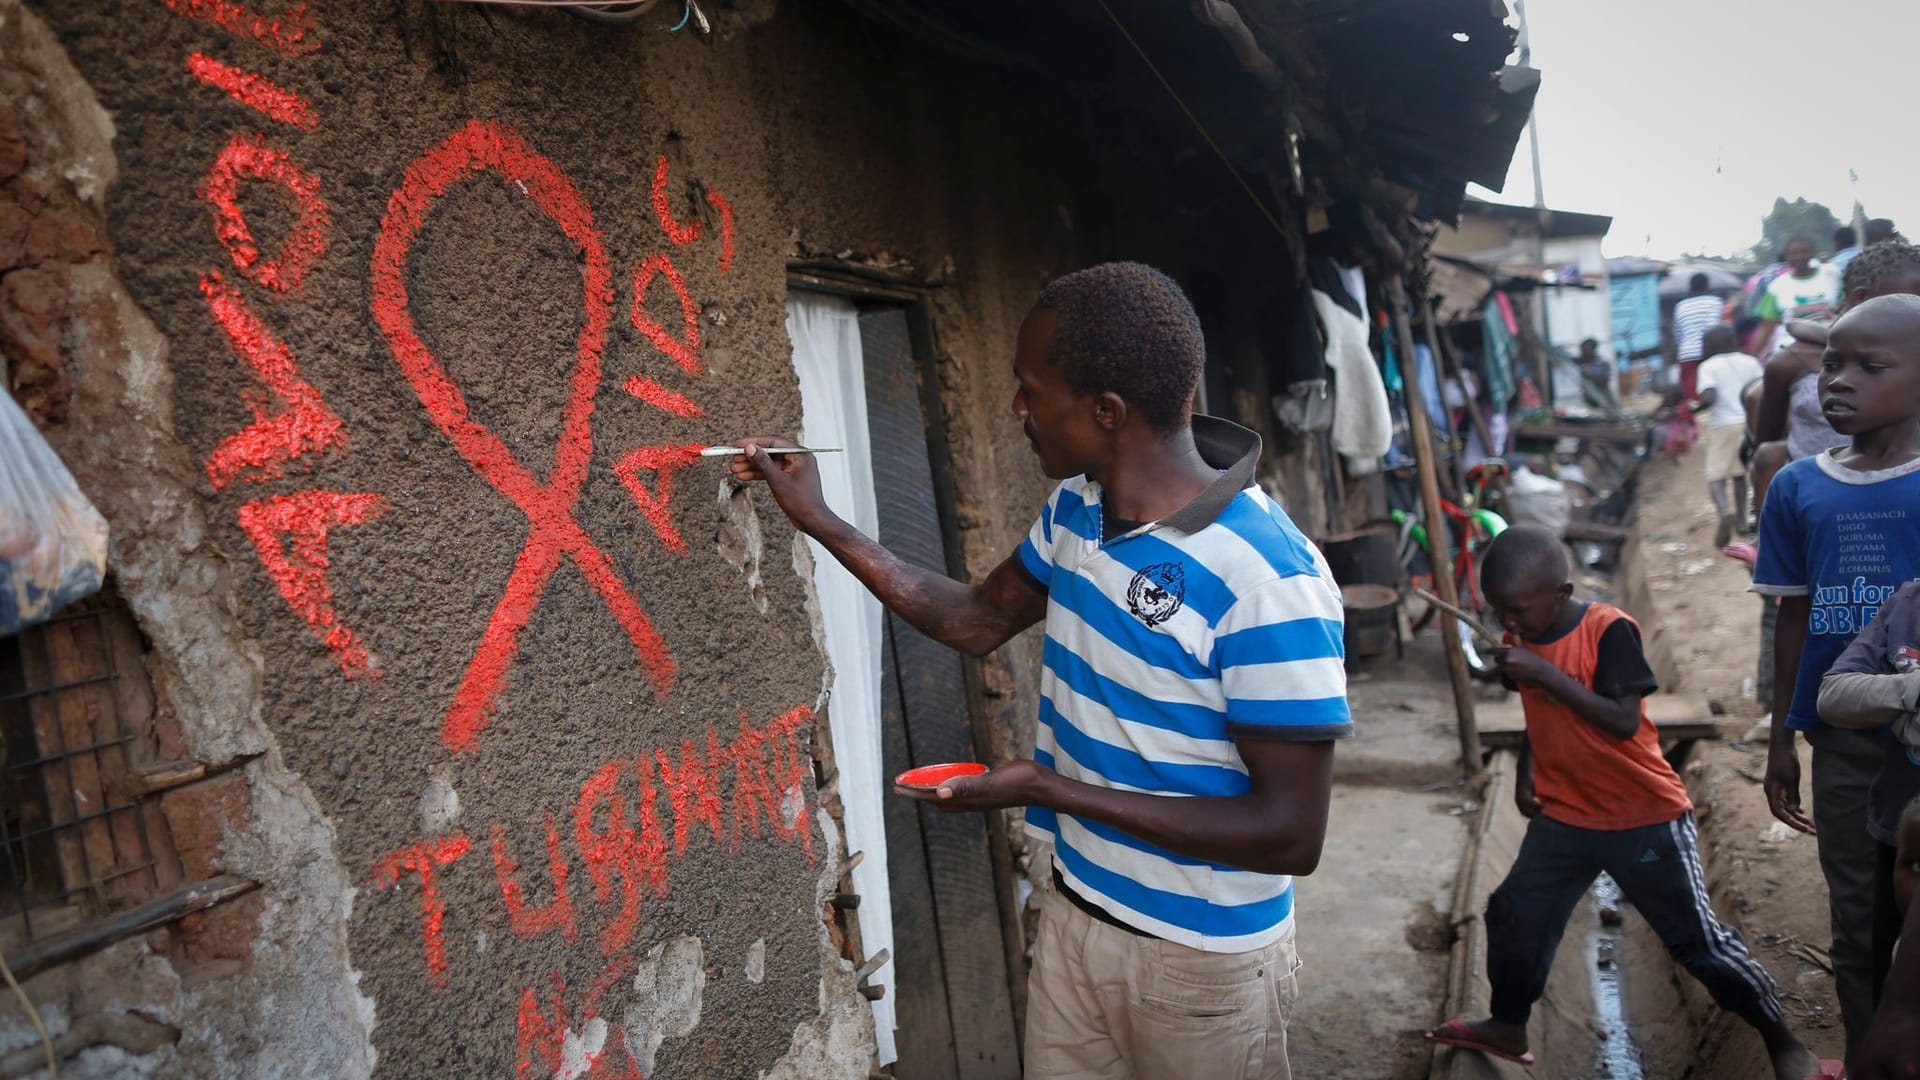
xmin=1589 ymin=873 xmax=1647 ymax=1079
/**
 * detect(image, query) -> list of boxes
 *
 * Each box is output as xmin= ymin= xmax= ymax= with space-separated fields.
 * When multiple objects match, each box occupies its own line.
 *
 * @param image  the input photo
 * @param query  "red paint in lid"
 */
xmin=893 ymin=762 xmax=988 ymax=790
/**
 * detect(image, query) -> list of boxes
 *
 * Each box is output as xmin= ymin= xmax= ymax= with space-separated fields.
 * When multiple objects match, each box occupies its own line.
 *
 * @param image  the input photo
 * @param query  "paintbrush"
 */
xmin=1408 ymin=585 xmax=1505 ymax=647
xmin=698 ymin=446 xmax=843 ymax=458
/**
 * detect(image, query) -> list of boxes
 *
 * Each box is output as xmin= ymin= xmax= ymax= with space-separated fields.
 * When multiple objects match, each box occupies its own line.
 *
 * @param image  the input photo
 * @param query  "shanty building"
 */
xmin=0 ymin=0 xmax=1532 ymax=1075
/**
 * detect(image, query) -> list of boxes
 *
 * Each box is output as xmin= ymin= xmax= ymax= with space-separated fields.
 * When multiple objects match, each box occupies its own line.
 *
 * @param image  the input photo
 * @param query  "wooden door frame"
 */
xmin=785 ymin=266 xmax=1030 ymax=1059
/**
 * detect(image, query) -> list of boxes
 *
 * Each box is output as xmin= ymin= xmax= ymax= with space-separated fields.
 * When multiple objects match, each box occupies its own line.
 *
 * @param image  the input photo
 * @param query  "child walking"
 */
xmin=1428 ymin=524 xmax=1829 ymax=1080
xmin=1693 ymin=324 xmax=1765 ymax=547
xmin=1754 ymin=293 xmax=1920 ymax=1059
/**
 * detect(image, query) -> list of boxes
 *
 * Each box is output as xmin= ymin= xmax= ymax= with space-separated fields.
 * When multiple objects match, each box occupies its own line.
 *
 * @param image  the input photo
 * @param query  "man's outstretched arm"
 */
xmin=905 ymin=739 xmax=1337 ymax=877
xmin=731 ymin=438 xmax=1047 ymax=657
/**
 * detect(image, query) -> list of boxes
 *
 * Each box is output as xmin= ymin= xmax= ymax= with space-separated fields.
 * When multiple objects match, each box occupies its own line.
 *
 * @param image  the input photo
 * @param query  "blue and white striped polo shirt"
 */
xmin=1015 ymin=417 xmax=1350 ymax=952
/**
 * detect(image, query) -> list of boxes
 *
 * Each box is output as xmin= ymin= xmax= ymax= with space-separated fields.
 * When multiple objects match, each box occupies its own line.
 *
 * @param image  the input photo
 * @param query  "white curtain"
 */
xmin=784 ymin=294 xmax=895 ymax=1064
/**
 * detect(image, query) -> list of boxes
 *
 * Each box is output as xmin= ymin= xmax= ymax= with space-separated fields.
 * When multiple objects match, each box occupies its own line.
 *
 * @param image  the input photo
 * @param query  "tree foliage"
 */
xmin=1753 ymin=197 xmax=1841 ymax=262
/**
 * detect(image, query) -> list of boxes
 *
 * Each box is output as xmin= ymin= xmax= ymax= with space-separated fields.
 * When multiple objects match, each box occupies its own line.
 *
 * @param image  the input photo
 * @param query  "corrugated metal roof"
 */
xmin=833 ymin=0 xmax=1537 ymax=232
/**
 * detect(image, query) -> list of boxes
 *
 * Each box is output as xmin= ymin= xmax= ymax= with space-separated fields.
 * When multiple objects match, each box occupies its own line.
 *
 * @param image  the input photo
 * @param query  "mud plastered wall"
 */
xmin=4 ymin=0 xmax=1123 ymax=1074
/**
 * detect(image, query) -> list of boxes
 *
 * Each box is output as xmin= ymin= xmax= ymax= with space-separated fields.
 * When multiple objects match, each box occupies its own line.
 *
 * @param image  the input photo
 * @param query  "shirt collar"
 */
xmin=1158 ymin=415 xmax=1263 ymax=534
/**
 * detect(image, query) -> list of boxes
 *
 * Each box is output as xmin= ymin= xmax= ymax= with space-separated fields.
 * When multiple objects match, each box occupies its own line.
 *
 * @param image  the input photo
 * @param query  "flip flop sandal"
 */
xmin=1424 ymin=1018 xmax=1536 ymax=1066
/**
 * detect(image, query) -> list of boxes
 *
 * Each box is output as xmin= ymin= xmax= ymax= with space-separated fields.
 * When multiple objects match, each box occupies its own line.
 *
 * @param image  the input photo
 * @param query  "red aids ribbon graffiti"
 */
xmin=369 ymin=119 xmax=676 ymax=753
xmin=630 ymin=253 xmax=703 ymax=376
xmin=199 ymin=133 xmax=331 ymax=293
xmin=237 ymin=491 xmax=386 ymax=678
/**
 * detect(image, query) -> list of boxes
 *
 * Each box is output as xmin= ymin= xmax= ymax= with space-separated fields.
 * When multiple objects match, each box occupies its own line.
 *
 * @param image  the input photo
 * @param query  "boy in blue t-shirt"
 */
xmin=1753 ymin=293 xmax=1920 ymax=1058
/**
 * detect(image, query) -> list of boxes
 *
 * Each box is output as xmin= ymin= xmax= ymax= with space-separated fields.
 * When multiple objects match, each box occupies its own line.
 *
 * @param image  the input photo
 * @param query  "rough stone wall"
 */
xmin=2 ymin=1 xmax=1322 ymax=1074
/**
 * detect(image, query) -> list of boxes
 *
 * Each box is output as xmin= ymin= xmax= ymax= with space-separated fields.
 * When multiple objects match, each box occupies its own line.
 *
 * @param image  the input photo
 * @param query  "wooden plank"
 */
xmin=6 ymin=874 xmax=258 ymax=981
xmin=1512 ymin=422 xmax=1642 ymax=445
xmin=1476 ymin=694 xmax=1721 ymax=748
xmin=876 ymin=627 xmax=960 ymax=1080
xmin=862 ymin=309 xmax=1019 ymax=1080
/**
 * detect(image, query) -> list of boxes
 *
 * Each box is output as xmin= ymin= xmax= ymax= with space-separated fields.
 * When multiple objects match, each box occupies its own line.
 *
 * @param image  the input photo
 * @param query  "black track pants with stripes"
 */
xmin=1485 ymin=812 xmax=1784 ymax=1028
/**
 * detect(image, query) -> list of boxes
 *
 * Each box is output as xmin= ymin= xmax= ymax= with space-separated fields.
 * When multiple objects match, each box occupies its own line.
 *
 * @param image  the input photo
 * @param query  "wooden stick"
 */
xmin=5 ymin=874 xmax=259 ymax=982
xmin=699 ymin=446 xmax=841 ymax=458
xmin=1409 ymin=586 xmax=1504 ymax=647
xmin=1390 ymin=277 xmax=1483 ymax=774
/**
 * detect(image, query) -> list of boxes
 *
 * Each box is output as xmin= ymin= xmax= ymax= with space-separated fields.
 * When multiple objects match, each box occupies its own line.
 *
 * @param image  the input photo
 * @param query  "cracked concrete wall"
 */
xmin=4 ymin=0 xmax=1321 ymax=1074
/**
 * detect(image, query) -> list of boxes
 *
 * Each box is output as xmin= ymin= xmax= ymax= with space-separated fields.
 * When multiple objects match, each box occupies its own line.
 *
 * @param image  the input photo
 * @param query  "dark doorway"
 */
xmin=857 ymin=306 xmax=1020 ymax=1079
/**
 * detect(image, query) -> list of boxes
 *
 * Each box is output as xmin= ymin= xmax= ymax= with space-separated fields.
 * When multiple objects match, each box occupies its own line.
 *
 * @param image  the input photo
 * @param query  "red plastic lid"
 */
xmin=893 ymin=762 xmax=988 ymax=790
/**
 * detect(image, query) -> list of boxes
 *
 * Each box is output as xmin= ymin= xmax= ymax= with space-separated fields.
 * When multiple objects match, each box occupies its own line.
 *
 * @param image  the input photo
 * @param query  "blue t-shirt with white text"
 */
xmin=1753 ymin=452 xmax=1920 ymax=732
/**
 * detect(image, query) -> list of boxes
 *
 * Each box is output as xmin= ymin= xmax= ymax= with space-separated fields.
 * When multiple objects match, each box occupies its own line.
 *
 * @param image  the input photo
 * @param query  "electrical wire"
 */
xmin=667 ymin=1 xmax=692 ymax=32
xmin=1091 ymin=0 xmax=1292 ymax=245
xmin=0 ymin=947 xmax=55 ymax=1078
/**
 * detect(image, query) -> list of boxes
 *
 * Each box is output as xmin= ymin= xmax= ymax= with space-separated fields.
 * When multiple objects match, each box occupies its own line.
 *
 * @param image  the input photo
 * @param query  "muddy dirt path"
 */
xmin=1286 ymin=635 xmax=1475 ymax=1079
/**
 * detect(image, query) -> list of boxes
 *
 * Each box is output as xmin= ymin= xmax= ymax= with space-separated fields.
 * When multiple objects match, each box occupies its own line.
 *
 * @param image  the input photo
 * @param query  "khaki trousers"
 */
xmin=1024 ymin=886 xmax=1299 ymax=1080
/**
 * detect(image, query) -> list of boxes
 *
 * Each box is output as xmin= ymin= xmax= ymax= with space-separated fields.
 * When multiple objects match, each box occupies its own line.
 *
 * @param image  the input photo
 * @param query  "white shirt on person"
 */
xmin=1697 ymin=350 xmax=1764 ymax=429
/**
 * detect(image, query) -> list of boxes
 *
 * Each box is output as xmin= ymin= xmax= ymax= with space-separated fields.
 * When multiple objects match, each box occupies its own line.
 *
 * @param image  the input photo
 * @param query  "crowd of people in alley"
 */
xmin=729 ymin=253 xmax=1920 ymax=1079
xmin=1638 ymin=226 xmax=1920 ymax=1079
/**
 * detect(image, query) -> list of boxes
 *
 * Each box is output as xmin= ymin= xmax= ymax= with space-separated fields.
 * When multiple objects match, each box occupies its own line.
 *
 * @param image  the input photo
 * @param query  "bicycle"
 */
xmin=1373 ymin=460 xmax=1510 ymax=678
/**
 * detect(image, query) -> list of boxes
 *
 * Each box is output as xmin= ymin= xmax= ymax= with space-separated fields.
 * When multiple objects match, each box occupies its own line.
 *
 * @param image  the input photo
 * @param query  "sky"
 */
xmin=1463 ymin=0 xmax=1920 ymax=260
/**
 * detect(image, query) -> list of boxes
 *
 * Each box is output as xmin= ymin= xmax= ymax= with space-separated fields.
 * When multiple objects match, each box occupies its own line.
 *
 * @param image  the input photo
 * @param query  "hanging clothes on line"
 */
xmin=1413 ymin=343 xmax=1447 ymax=431
xmin=1269 ymin=283 xmax=1333 ymax=436
xmin=1313 ymin=287 xmax=1391 ymax=465
xmin=1479 ymin=293 xmax=1519 ymax=408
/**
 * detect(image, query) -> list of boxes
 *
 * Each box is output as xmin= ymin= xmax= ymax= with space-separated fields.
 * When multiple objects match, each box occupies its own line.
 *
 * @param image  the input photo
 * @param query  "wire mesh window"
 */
xmin=0 ymin=589 xmax=171 ymax=939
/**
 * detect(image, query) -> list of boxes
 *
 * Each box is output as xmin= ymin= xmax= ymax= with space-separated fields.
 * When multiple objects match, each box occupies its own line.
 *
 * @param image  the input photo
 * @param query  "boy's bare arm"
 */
xmin=1766 ymin=596 xmax=1816 ymax=834
xmin=1514 ymin=737 xmax=1540 ymax=817
xmin=1755 ymin=347 xmax=1805 ymax=443
xmin=1496 ymin=647 xmax=1640 ymax=739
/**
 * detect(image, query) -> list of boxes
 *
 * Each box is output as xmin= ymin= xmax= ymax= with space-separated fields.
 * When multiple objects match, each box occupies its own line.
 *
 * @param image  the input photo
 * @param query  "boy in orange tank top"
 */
xmin=1429 ymin=525 xmax=1830 ymax=1079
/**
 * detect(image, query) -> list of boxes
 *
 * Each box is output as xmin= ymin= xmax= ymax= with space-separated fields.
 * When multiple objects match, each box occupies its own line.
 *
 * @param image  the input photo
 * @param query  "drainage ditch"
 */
xmin=1589 ymin=874 xmax=1644 ymax=1080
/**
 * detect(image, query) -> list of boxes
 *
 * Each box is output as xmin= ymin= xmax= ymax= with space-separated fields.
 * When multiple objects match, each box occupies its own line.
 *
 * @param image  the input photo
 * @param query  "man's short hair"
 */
xmin=1689 ymin=272 xmax=1710 ymax=292
xmin=1835 ymin=226 xmax=1859 ymax=249
xmin=1035 ymin=262 xmax=1205 ymax=432
xmin=1480 ymin=523 xmax=1569 ymax=596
